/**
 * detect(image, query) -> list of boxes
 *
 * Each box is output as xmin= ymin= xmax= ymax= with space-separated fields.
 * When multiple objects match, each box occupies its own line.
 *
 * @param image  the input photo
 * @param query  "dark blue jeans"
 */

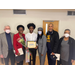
xmin=47 ymin=49 xmax=56 ymax=65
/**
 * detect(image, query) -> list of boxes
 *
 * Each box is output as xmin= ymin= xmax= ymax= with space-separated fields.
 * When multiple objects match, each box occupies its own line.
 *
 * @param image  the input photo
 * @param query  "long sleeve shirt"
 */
xmin=25 ymin=32 xmax=37 ymax=46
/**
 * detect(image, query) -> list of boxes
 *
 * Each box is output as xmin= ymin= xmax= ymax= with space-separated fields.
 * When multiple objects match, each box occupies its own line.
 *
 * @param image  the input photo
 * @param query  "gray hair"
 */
xmin=64 ymin=29 xmax=71 ymax=34
xmin=4 ymin=25 xmax=10 ymax=29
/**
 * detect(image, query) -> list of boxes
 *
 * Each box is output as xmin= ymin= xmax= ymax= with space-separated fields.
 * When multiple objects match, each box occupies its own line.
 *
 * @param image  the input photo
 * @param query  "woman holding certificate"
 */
xmin=37 ymin=27 xmax=47 ymax=65
xmin=13 ymin=25 xmax=26 ymax=65
xmin=25 ymin=23 xmax=38 ymax=65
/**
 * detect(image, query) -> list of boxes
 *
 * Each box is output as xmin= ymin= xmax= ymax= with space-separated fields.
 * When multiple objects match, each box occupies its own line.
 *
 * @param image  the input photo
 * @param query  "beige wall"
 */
xmin=0 ymin=9 xmax=75 ymax=56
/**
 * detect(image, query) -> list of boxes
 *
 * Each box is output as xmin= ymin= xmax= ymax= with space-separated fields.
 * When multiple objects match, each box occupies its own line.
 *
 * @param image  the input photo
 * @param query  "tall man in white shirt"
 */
xmin=25 ymin=23 xmax=38 ymax=65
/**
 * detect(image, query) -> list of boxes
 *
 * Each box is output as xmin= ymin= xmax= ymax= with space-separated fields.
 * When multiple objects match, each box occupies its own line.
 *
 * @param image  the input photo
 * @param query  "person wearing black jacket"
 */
xmin=46 ymin=23 xmax=59 ymax=65
xmin=57 ymin=29 xmax=75 ymax=65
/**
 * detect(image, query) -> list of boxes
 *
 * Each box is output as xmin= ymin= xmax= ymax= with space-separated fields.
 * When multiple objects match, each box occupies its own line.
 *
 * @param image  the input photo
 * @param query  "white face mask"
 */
xmin=5 ymin=30 xmax=11 ymax=34
xmin=64 ymin=33 xmax=70 ymax=37
xmin=38 ymin=31 xmax=42 ymax=35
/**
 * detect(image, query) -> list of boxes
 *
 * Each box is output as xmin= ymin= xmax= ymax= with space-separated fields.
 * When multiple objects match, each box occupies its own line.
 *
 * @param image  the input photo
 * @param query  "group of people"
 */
xmin=0 ymin=23 xmax=75 ymax=65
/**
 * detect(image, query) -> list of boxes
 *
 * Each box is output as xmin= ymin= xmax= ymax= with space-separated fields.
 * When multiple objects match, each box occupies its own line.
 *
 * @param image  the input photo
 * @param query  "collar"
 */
xmin=29 ymin=32 xmax=34 ymax=34
xmin=61 ymin=36 xmax=71 ymax=44
xmin=48 ymin=30 xmax=53 ymax=34
xmin=5 ymin=32 xmax=10 ymax=35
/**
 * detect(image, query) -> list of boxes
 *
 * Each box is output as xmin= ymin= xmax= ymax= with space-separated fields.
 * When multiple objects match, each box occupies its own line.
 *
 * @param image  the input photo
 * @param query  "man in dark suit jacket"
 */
xmin=46 ymin=23 xmax=59 ymax=65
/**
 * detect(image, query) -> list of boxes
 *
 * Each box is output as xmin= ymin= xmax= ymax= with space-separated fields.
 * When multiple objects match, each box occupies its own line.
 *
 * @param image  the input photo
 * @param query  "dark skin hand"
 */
xmin=34 ymin=46 xmax=38 ymax=49
xmin=41 ymin=54 xmax=43 ymax=56
xmin=51 ymin=52 xmax=55 ymax=55
xmin=26 ymin=47 xmax=28 ymax=50
xmin=16 ymin=61 xmax=19 ymax=63
xmin=71 ymin=59 xmax=74 ymax=63
xmin=17 ymin=53 xmax=20 ymax=56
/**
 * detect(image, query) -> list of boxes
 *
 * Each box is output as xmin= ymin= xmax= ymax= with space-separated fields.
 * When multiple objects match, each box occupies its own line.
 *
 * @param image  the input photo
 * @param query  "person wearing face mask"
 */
xmin=57 ymin=29 xmax=75 ymax=65
xmin=37 ymin=27 xmax=47 ymax=65
xmin=0 ymin=25 xmax=15 ymax=65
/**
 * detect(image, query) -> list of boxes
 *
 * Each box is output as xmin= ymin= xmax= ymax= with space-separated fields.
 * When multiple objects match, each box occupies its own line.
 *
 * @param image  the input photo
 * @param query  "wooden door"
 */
xmin=43 ymin=20 xmax=59 ymax=36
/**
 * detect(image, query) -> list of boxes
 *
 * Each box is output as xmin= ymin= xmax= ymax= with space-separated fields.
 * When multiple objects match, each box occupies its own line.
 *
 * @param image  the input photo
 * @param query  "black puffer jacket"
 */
xmin=46 ymin=30 xmax=59 ymax=53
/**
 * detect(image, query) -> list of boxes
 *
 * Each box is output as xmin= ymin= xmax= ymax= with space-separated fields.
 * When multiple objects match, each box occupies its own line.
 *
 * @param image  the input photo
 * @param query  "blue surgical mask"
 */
xmin=38 ymin=31 xmax=42 ymax=35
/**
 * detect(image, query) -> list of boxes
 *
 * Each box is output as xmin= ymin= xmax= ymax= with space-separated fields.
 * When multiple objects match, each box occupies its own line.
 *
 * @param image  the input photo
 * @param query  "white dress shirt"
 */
xmin=25 ymin=32 xmax=37 ymax=46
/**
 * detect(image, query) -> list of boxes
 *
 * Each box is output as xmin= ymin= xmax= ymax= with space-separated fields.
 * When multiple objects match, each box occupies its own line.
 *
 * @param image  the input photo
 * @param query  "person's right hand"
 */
xmin=26 ymin=47 xmax=28 ymax=50
xmin=51 ymin=52 xmax=55 ymax=55
xmin=0 ymin=55 xmax=3 ymax=58
xmin=17 ymin=53 xmax=20 ymax=56
xmin=71 ymin=59 xmax=74 ymax=63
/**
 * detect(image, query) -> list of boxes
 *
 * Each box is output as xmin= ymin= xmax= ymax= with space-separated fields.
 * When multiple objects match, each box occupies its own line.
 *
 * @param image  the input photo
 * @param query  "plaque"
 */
xmin=28 ymin=41 xmax=36 ymax=48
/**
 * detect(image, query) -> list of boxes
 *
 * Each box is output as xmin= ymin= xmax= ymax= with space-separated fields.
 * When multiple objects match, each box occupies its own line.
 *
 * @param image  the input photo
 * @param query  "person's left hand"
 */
xmin=34 ymin=46 xmax=38 ymax=49
xmin=16 ymin=61 xmax=19 ymax=63
xmin=41 ymin=54 xmax=43 ymax=56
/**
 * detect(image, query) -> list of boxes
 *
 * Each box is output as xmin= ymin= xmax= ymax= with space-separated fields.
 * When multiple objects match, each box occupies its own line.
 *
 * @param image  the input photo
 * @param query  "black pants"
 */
xmin=4 ymin=50 xmax=15 ymax=65
xmin=15 ymin=48 xmax=25 ymax=65
xmin=57 ymin=59 xmax=72 ymax=65
xmin=29 ymin=49 xmax=37 ymax=65
xmin=61 ymin=59 xmax=68 ymax=65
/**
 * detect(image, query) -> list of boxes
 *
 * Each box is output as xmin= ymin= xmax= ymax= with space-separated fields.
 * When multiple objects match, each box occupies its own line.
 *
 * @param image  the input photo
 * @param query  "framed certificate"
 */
xmin=27 ymin=41 xmax=36 ymax=48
